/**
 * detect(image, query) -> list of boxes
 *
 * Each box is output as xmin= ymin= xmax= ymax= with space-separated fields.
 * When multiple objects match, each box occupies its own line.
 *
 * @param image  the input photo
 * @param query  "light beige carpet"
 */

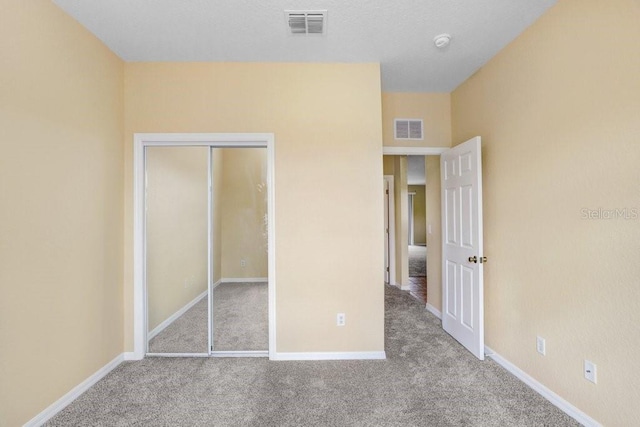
xmin=48 ymin=285 xmax=578 ymax=426
xmin=409 ymin=245 xmax=426 ymax=277
xmin=213 ymin=282 xmax=268 ymax=351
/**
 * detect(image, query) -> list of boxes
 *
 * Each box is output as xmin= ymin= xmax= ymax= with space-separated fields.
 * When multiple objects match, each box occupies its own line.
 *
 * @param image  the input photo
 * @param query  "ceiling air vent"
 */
xmin=285 ymin=10 xmax=327 ymax=35
xmin=394 ymin=119 xmax=424 ymax=140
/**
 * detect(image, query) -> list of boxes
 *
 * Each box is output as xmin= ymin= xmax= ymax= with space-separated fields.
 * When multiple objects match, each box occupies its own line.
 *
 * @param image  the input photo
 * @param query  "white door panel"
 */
xmin=445 ymin=260 xmax=457 ymax=317
xmin=441 ymin=136 xmax=484 ymax=360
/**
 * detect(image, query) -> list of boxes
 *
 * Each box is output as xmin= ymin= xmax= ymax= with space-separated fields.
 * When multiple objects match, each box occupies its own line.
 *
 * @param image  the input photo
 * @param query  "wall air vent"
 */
xmin=394 ymin=119 xmax=424 ymax=140
xmin=285 ymin=10 xmax=327 ymax=35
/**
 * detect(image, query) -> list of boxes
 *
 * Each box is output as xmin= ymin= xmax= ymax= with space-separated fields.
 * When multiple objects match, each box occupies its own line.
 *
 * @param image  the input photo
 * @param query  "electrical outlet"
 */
xmin=336 ymin=313 xmax=346 ymax=326
xmin=584 ymin=360 xmax=597 ymax=384
xmin=536 ymin=336 xmax=546 ymax=355
xmin=240 ymin=259 xmax=246 ymax=268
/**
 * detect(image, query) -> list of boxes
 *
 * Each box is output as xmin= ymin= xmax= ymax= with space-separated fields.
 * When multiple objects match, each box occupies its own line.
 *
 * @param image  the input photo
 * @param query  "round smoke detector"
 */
xmin=434 ymin=33 xmax=451 ymax=49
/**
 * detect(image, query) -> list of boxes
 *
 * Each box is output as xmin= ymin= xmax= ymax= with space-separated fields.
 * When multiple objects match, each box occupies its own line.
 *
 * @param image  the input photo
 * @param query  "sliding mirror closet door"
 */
xmin=146 ymin=146 xmax=209 ymax=354
xmin=211 ymin=148 xmax=268 ymax=352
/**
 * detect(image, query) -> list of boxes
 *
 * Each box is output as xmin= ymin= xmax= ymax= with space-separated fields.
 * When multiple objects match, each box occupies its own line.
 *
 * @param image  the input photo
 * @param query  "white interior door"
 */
xmin=441 ymin=136 xmax=485 ymax=360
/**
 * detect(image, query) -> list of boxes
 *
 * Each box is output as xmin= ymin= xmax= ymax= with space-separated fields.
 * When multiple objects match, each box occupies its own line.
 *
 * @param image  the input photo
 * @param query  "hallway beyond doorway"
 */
xmin=408 ymin=245 xmax=426 ymax=304
xmin=408 ymin=276 xmax=427 ymax=304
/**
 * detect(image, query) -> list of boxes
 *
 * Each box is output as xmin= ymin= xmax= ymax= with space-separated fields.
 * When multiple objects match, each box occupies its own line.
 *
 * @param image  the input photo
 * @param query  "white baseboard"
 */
xmin=146 ymin=353 xmax=210 ymax=358
xmin=123 ymin=352 xmax=140 ymax=361
xmin=425 ymin=303 xmax=442 ymax=319
xmin=24 ymin=354 xmax=124 ymax=427
xmin=485 ymin=346 xmax=602 ymax=427
xmin=148 ymin=289 xmax=208 ymax=340
xmin=400 ymin=285 xmax=411 ymax=291
xmin=221 ymin=277 xmax=268 ymax=283
xmin=272 ymin=351 xmax=386 ymax=361
xmin=210 ymin=351 xmax=268 ymax=358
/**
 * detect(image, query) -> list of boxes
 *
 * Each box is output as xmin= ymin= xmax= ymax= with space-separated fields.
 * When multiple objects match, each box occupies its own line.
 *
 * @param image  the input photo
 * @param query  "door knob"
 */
xmin=468 ymin=256 xmax=487 ymax=264
xmin=468 ymin=256 xmax=477 ymax=263
xmin=480 ymin=256 xmax=487 ymax=264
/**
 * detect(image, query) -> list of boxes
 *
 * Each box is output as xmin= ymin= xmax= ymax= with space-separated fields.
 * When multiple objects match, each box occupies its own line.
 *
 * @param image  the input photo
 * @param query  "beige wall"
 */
xmin=382 ymin=93 xmax=451 ymax=147
xmin=393 ymin=156 xmax=409 ymax=287
xmin=211 ymin=149 xmax=223 ymax=284
xmin=382 ymin=155 xmax=395 ymax=175
xmin=425 ymin=157 xmax=442 ymax=311
xmin=220 ymin=148 xmax=268 ymax=279
xmin=146 ymin=147 xmax=209 ymax=332
xmin=124 ymin=63 xmax=384 ymax=353
xmin=0 ymin=1 xmax=124 ymax=425
xmin=408 ymin=185 xmax=426 ymax=245
xmin=451 ymin=0 xmax=640 ymax=425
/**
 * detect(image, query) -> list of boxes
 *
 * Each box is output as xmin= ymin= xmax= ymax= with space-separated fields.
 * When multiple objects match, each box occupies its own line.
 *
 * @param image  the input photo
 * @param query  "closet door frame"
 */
xmin=132 ymin=133 xmax=276 ymax=360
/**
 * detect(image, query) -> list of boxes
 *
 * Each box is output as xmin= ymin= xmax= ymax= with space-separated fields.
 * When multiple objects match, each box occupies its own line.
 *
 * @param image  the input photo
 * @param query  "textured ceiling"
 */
xmin=52 ymin=0 xmax=557 ymax=92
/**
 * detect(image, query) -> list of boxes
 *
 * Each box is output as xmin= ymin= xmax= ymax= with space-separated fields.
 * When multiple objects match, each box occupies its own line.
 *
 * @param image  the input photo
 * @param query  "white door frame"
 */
xmin=383 ymin=147 xmax=448 ymax=156
xmin=383 ymin=175 xmax=395 ymax=285
xmin=132 ymin=133 xmax=276 ymax=360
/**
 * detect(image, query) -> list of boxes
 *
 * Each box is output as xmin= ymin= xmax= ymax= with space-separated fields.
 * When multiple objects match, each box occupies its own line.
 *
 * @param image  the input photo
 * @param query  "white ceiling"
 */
xmin=52 ymin=0 xmax=557 ymax=92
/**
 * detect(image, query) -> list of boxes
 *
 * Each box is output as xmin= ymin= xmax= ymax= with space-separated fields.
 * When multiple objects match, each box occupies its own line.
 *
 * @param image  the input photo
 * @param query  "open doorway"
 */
xmin=383 ymin=151 xmax=442 ymax=316
xmin=407 ymin=156 xmax=427 ymax=303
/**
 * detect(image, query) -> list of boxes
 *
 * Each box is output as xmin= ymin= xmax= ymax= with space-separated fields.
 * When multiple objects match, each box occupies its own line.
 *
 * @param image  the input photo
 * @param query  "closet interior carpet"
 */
xmin=148 ymin=282 xmax=268 ymax=353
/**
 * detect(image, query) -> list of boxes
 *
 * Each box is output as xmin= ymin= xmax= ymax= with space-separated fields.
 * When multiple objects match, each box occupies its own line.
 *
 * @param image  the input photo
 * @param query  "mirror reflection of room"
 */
xmin=145 ymin=146 xmax=268 ymax=355
xmin=146 ymin=146 xmax=209 ymax=354
xmin=211 ymin=148 xmax=268 ymax=352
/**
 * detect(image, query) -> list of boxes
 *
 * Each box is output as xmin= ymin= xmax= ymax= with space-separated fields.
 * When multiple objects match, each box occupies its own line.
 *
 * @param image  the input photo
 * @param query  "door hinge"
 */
xmin=386 ymin=267 xmax=389 ymax=272
xmin=386 ymin=228 xmax=389 ymax=233
xmin=386 ymin=189 xmax=389 ymax=194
